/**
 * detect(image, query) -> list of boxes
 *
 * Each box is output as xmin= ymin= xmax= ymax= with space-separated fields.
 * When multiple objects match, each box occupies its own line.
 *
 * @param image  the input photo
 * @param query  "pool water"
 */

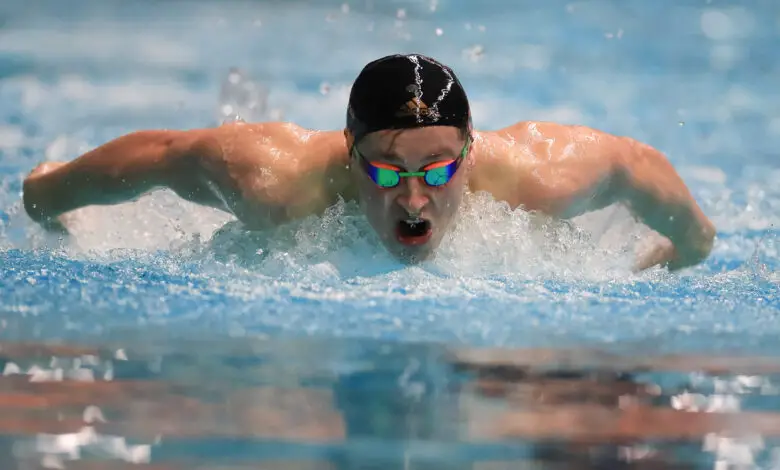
xmin=0 ymin=0 xmax=778 ymax=468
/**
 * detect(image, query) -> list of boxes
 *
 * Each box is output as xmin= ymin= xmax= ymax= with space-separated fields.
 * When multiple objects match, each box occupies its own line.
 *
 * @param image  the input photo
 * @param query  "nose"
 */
xmin=396 ymin=177 xmax=429 ymax=215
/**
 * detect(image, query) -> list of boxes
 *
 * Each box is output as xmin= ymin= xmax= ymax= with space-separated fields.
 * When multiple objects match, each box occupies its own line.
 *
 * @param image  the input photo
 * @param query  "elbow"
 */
xmin=22 ymin=162 xmax=69 ymax=222
xmin=665 ymin=208 xmax=717 ymax=271
xmin=688 ymin=215 xmax=716 ymax=264
xmin=615 ymin=139 xmax=717 ymax=268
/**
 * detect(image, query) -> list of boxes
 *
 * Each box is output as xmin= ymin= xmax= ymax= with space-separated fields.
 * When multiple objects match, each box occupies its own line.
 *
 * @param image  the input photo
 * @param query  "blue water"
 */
xmin=0 ymin=0 xmax=779 ymax=468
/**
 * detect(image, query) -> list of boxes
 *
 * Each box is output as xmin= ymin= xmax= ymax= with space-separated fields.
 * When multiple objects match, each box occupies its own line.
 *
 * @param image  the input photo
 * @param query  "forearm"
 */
xmin=618 ymin=142 xmax=716 ymax=269
xmin=23 ymin=130 xmax=184 ymax=222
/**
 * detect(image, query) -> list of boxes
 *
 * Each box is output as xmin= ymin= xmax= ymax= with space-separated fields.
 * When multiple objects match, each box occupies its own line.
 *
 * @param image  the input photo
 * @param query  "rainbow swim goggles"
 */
xmin=353 ymin=136 xmax=471 ymax=188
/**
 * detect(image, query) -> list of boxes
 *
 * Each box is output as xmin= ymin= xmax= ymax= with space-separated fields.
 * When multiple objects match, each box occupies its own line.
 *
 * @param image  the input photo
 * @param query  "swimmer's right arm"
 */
xmin=22 ymin=129 xmax=231 ymax=226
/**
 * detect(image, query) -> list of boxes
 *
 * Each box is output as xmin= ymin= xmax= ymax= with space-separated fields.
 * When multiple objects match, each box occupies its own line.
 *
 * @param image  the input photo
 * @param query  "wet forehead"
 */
xmin=359 ymin=127 xmax=464 ymax=164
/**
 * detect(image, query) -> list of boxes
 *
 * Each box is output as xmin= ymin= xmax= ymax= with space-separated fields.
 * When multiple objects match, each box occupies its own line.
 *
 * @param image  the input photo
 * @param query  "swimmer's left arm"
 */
xmin=538 ymin=133 xmax=715 ymax=271
xmin=611 ymin=137 xmax=716 ymax=271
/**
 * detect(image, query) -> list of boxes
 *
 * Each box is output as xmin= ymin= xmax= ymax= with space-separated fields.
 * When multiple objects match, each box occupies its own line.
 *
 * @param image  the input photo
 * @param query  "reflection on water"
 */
xmin=1 ymin=337 xmax=780 ymax=469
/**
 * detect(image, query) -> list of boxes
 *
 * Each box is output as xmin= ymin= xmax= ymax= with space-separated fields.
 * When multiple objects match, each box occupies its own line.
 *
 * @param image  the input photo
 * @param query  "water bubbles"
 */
xmin=435 ymin=27 xmax=443 ymax=36
xmin=82 ymin=406 xmax=106 ymax=424
xmin=268 ymin=108 xmax=285 ymax=121
xmin=396 ymin=9 xmax=406 ymax=20
xmin=0 ymin=125 xmax=25 ymax=150
xmin=216 ymin=67 xmax=268 ymax=124
xmin=700 ymin=10 xmax=735 ymax=40
xmin=319 ymin=82 xmax=331 ymax=95
xmin=462 ymin=45 xmax=485 ymax=62
xmin=710 ymin=44 xmax=742 ymax=70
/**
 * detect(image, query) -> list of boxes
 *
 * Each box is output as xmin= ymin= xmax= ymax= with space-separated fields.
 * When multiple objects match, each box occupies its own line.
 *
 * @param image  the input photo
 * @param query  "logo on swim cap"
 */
xmin=395 ymin=83 xmax=439 ymax=120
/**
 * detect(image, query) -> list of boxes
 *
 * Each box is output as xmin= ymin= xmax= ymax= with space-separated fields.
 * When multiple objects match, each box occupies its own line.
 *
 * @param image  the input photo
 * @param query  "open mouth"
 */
xmin=395 ymin=218 xmax=433 ymax=246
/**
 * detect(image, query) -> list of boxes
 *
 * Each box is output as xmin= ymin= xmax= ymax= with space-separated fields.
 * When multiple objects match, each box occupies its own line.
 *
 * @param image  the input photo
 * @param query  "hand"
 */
xmin=23 ymin=161 xmax=70 ymax=234
xmin=632 ymin=234 xmax=677 ymax=272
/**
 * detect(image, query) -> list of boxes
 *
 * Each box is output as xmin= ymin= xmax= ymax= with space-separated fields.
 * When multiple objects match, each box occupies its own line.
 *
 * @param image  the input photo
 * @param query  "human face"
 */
xmin=349 ymin=126 xmax=471 ymax=262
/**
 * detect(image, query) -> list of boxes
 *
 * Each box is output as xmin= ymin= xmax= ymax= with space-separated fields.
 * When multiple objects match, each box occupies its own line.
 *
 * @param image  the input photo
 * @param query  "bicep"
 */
xmin=162 ymin=129 xmax=241 ymax=213
xmin=527 ymin=152 xmax=624 ymax=219
xmin=164 ymin=127 xmax=292 ymax=221
xmin=483 ymin=123 xmax=624 ymax=217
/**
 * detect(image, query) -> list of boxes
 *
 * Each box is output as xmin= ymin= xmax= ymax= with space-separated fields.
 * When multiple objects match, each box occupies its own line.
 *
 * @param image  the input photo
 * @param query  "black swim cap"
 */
xmin=346 ymin=54 xmax=471 ymax=146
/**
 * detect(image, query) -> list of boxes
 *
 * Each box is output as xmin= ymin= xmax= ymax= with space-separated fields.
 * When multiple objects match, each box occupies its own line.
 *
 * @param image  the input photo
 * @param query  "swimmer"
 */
xmin=22 ymin=54 xmax=715 ymax=271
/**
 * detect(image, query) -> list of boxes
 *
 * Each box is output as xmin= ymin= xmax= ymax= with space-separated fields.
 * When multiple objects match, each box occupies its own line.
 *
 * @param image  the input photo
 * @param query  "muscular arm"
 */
xmin=478 ymin=123 xmax=715 ymax=271
xmin=22 ymin=129 xmax=229 ymax=225
xmin=611 ymin=137 xmax=716 ymax=271
xmin=22 ymin=123 xmax=352 ymax=230
xmin=544 ymin=129 xmax=715 ymax=271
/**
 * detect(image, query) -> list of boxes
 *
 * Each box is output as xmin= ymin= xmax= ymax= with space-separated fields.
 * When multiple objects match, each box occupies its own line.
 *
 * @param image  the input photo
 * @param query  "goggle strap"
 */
xmin=398 ymin=171 xmax=426 ymax=177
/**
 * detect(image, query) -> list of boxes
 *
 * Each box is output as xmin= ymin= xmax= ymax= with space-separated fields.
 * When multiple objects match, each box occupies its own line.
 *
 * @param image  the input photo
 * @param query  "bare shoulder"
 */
xmin=181 ymin=121 xmax=351 ymax=222
xmin=495 ymin=120 xmax=628 ymax=164
xmin=181 ymin=121 xmax=347 ymax=175
xmin=196 ymin=121 xmax=322 ymax=159
xmin=470 ymin=121 xmax=638 ymax=213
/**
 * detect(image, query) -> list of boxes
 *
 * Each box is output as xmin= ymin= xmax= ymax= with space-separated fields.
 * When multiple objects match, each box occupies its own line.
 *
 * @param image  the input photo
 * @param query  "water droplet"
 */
xmin=319 ymin=82 xmax=331 ymax=95
xmin=435 ymin=27 xmax=443 ymax=36
xmin=463 ymin=45 xmax=485 ymax=62
xmin=396 ymin=8 xmax=406 ymax=19
xmin=83 ymin=405 xmax=106 ymax=423
xmin=679 ymin=121 xmax=685 ymax=126
xmin=217 ymin=68 xmax=268 ymax=123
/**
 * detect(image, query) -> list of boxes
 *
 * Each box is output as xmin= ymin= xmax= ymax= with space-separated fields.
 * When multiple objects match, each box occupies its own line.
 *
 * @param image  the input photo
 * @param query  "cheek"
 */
xmin=357 ymin=180 xmax=395 ymax=210
xmin=432 ymin=176 xmax=466 ymax=209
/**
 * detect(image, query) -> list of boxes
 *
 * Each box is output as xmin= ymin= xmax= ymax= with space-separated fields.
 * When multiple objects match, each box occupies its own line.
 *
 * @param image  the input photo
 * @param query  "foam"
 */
xmin=16 ymin=186 xmax=645 ymax=287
